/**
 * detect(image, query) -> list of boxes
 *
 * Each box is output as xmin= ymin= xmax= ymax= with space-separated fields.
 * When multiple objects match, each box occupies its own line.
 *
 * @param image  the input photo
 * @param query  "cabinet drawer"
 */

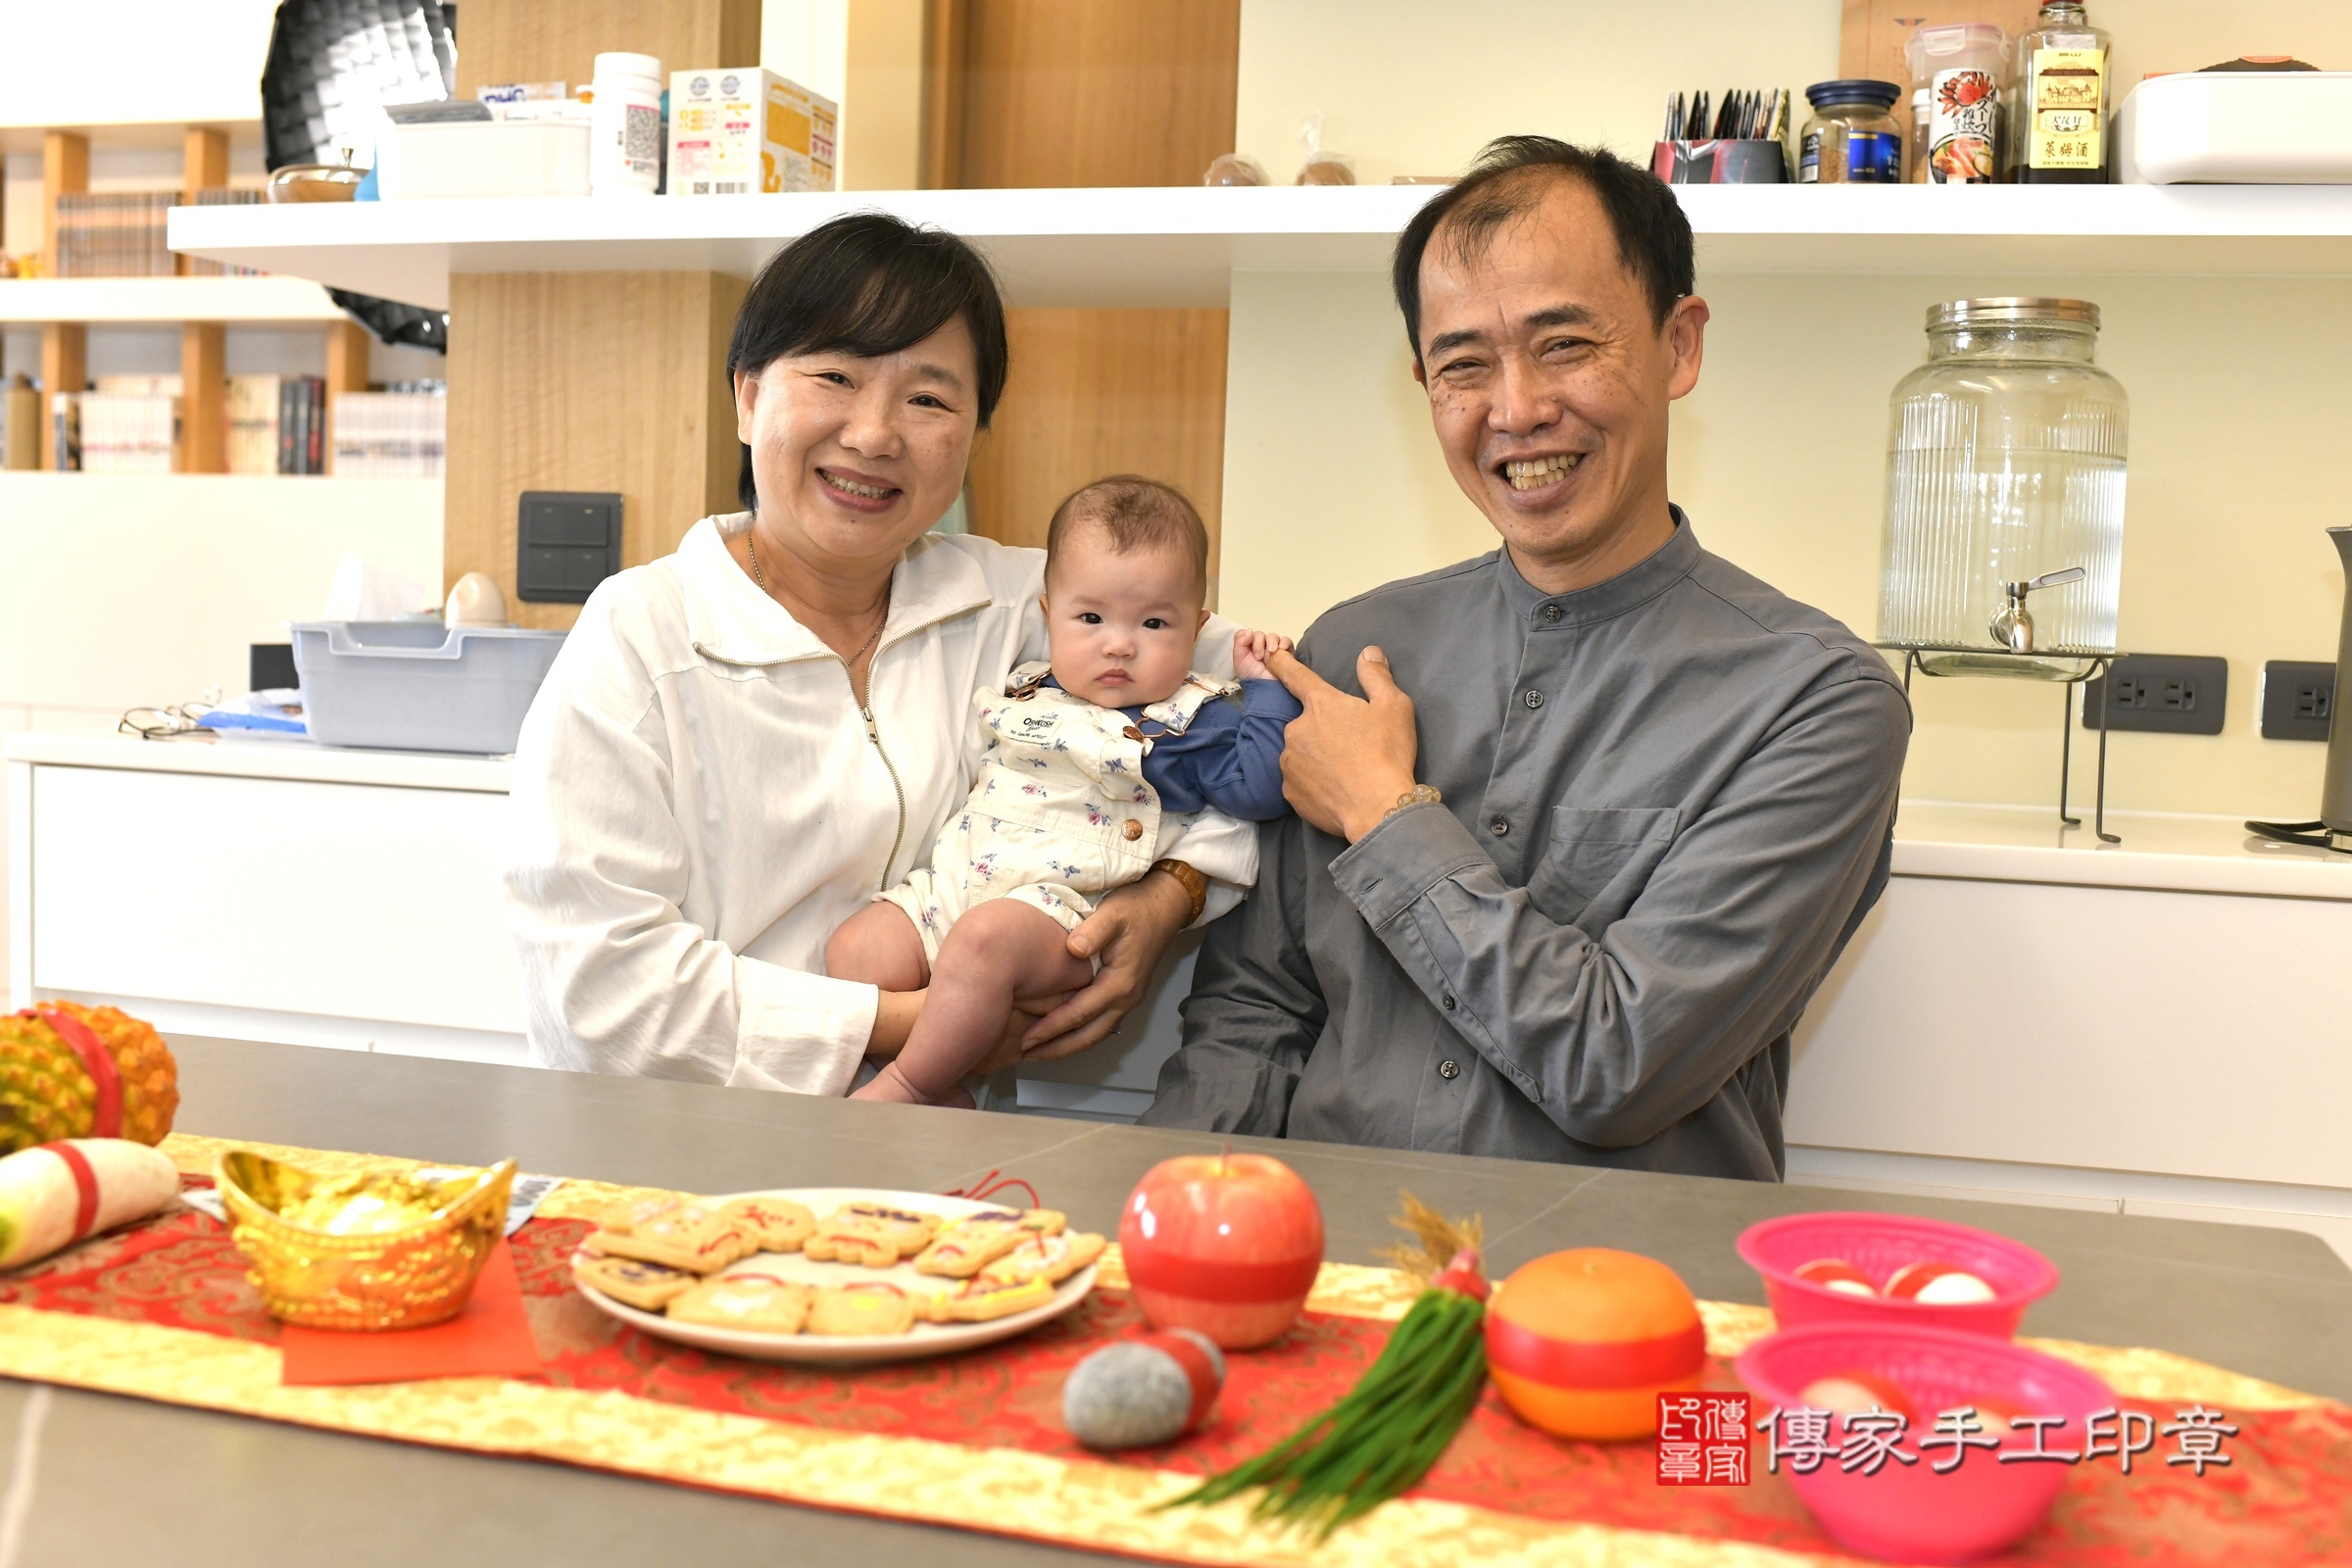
xmin=29 ymin=764 xmax=520 ymax=1033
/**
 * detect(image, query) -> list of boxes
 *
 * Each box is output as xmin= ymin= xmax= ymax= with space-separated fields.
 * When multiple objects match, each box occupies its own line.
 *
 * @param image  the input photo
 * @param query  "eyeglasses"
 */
xmin=120 ymin=688 xmax=221 ymax=740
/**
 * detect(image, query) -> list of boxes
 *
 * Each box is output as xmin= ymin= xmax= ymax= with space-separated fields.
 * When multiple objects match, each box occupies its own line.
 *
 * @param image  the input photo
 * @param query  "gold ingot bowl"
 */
xmin=218 ymin=1150 xmax=517 ymax=1331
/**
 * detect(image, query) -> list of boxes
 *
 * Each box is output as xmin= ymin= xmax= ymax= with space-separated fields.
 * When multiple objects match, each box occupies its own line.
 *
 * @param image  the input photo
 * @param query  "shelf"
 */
xmin=1891 ymin=802 xmax=2352 ymax=903
xmin=0 ymin=119 xmax=261 ymax=156
xmin=0 ymin=275 xmax=346 ymax=324
xmin=169 ymin=183 xmax=2352 ymax=311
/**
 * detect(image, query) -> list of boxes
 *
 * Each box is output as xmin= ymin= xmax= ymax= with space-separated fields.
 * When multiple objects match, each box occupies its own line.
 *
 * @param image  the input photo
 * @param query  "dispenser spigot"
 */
xmin=1988 ymin=566 xmax=2087 ymax=654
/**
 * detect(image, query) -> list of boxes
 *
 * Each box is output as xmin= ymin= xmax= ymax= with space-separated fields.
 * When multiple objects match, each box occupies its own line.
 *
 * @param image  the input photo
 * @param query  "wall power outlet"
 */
xmin=2259 ymin=661 xmax=2336 ymax=742
xmin=2081 ymin=654 xmax=2229 ymax=736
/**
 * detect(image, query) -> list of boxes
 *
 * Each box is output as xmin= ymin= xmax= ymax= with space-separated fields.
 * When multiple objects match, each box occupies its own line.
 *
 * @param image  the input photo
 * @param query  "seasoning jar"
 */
xmin=1907 ymin=23 xmax=2008 ymax=183
xmin=1878 ymin=298 xmax=2129 ymax=668
xmin=1907 ymin=88 xmax=1931 ymax=181
xmin=1798 ymin=80 xmax=1904 ymax=183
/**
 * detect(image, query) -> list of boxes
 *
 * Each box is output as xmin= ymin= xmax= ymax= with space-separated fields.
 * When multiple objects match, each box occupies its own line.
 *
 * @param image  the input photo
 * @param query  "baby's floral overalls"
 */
xmin=876 ymin=661 xmax=1238 ymax=963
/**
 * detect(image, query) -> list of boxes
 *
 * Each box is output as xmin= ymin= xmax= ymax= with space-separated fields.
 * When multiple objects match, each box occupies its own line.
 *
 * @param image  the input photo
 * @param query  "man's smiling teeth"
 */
xmin=1504 ymin=454 xmax=1583 ymax=491
xmin=821 ymin=470 xmax=893 ymax=500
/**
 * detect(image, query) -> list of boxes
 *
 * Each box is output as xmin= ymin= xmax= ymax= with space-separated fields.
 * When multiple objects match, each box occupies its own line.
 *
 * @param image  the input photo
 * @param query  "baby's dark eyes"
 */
xmin=1143 ymin=617 xmax=1167 ymax=630
xmin=1078 ymin=612 xmax=1102 ymax=624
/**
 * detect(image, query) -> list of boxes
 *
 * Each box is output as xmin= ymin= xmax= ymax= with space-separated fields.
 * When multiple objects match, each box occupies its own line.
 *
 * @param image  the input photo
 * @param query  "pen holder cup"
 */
xmin=1650 ymin=139 xmax=1789 ymax=184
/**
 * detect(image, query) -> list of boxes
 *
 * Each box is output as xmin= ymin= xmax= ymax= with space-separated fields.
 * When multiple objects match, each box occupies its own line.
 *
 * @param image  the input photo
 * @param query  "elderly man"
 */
xmin=1141 ymin=136 xmax=1909 ymax=1179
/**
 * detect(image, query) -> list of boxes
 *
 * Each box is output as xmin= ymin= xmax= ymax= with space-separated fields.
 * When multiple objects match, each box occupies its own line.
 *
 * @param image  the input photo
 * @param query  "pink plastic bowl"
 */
xmin=1737 ymin=1322 xmax=2114 ymax=1564
xmin=1737 ymin=1211 xmax=2058 ymax=1338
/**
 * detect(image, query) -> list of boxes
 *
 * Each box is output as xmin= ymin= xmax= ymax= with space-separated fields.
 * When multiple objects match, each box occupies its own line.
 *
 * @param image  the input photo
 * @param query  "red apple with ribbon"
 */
xmin=1117 ymin=1152 xmax=1324 ymax=1348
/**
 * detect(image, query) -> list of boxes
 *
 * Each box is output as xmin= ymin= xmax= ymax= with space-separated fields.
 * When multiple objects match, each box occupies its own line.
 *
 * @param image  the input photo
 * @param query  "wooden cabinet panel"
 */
xmin=942 ymin=1 xmax=1240 ymax=576
xmin=451 ymin=0 xmax=760 ymax=97
xmin=968 ymin=305 xmax=1227 ymax=566
xmin=444 ymin=270 xmax=745 ymax=629
xmin=955 ymin=0 xmax=1240 ymax=189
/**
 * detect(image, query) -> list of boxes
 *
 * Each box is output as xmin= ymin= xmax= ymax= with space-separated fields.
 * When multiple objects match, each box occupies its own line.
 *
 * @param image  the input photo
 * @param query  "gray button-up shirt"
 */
xmin=1141 ymin=516 xmax=1910 ymax=1180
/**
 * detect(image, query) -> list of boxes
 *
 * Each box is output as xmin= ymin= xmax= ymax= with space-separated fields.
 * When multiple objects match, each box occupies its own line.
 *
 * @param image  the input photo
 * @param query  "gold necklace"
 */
xmin=748 ymin=526 xmax=889 ymax=669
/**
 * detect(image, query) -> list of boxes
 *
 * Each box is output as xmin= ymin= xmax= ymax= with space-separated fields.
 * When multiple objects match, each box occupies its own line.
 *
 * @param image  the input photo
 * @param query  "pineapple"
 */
xmin=0 ymin=1003 xmax=178 ymax=1156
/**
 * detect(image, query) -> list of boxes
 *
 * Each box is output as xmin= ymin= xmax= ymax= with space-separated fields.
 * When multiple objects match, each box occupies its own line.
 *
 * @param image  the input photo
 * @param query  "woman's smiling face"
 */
xmin=734 ymin=314 xmax=981 ymax=572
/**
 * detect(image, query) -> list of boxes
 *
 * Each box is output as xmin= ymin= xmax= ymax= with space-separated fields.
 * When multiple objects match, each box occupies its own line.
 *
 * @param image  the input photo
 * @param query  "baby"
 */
xmin=828 ymin=476 xmax=1302 ymax=1106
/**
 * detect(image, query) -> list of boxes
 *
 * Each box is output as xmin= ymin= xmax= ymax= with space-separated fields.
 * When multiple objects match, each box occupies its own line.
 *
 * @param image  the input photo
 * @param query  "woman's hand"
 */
xmin=1017 ymin=870 xmax=1192 ymax=1061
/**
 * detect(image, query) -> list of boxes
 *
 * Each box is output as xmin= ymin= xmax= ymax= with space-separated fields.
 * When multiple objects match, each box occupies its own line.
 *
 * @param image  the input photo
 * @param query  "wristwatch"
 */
xmin=1151 ymin=858 xmax=1208 ymax=925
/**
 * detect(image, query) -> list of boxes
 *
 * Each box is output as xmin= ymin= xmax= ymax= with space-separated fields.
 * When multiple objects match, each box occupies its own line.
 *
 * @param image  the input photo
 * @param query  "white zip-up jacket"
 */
xmin=503 ymin=514 xmax=1255 ymax=1096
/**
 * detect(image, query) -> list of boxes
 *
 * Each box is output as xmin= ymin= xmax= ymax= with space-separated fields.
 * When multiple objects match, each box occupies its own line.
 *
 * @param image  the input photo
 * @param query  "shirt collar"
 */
xmin=683 ymin=514 xmax=995 ymax=666
xmin=1506 ymin=506 xmax=1701 ymax=629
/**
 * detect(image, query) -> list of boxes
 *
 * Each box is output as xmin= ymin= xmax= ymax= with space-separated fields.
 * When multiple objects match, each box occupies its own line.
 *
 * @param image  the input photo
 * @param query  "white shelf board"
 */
xmin=170 ymin=183 xmax=2352 ymax=311
xmin=0 ymin=275 xmax=346 ymax=324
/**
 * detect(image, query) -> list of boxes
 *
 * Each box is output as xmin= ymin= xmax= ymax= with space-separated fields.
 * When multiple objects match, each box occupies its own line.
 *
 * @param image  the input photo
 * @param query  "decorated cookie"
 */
xmin=593 ymin=1202 xmax=756 ymax=1275
xmin=572 ymin=1253 xmax=697 ymax=1312
xmin=721 ymin=1196 xmax=817 ymax=1252
xmin=808 ymin=1282 xmax=917 ymax=1337
xmin=596 ymin=1195 xmax=688 ymax=1235
xmin=982 ymin=1229 xmax=1106 ymax=1287
xmin=924 ymin=1271 xmax=1055 ymax=1323
xmin=913 ymin=1210 xmax=1037 ymax=1277
xmin=806 ymin=1202 xmax=941 ymax=1267
xmin=667 ymin=1275 xmax=814 ymax=1334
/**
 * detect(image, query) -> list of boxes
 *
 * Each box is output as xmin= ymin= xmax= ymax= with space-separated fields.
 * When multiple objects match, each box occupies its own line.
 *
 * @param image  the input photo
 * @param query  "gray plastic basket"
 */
xmin=290 ymin=621 xmax=566 ymax=755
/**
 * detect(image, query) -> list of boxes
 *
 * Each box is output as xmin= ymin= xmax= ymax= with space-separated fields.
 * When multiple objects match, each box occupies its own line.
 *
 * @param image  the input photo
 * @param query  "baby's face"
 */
xmin=1042 ymin=528 xmax=1205 ymax=709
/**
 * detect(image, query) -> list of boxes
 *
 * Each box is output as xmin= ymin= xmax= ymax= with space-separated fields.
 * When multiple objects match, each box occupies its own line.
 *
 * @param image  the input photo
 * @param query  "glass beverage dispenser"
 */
xmin=1878 ymin=297 xmax=2129 ymax=678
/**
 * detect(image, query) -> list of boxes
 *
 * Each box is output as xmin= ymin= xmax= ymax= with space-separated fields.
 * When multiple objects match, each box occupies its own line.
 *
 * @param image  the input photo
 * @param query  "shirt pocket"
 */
xmin=1527 ymin=806 xmax=1683 ymax=928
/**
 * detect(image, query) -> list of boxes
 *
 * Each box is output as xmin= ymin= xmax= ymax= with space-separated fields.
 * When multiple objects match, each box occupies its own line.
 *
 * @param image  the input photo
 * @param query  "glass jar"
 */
xmin=1878 ymin=298 xmax=2129 ymax=667
xmin=2009 ymin=1 xmax=2111 ymax=183
xmin=1906 ymin=88 xmax=1931 ymax=182
xmin=1906 ymin=22 xmax=2007 ymax=183
xmin=1799 ymin=80 xmax=1904 ymax=183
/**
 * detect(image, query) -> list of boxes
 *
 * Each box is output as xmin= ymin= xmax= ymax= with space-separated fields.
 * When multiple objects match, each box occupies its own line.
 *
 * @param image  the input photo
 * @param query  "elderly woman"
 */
xmin=504 ymin=214 xmax=1250 ymax=1098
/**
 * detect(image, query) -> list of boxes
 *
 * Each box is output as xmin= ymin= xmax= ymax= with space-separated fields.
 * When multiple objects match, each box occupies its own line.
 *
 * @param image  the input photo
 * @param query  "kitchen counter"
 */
xmin=0 ymin=1034 xmax=2343 ymax=1568
xmin=1 ymin=730 xmax=512 ymax=792
xmin=1890 ymin=800 xmax=2352 ymax=901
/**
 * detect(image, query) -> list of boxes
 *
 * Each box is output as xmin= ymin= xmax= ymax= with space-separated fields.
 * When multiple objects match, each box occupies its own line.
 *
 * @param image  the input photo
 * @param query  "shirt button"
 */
xmin=1542 ymin=604 xmax=1564 ymax=624
xmin=1121 ymin=820 xmax=1144 ymax=841
xmin=1441 ymin=994 xmax=1456 ymax=1011
xmin=1490 ymin=816 xmax=1509 ymax=837
xmin=1439 ymin=1058 xmax=1461 ymax=1080
xmin=1523 ymin=689 xmax=1544 ymax=710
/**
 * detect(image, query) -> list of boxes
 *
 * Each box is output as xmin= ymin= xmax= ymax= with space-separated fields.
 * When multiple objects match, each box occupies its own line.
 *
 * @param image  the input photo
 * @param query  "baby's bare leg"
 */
xmin=826 ymin=902 xmax=931 ymax=992
xmin=866 ymin=897 xmax=1094 ymax=1103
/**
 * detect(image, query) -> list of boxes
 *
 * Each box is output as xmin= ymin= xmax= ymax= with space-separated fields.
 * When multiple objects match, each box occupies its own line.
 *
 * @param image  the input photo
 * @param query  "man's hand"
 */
xmin=1268 ymin=646 xmax=1421 ymax=842
xmin=1018 ymin=870 xmax=1191 ymax=1060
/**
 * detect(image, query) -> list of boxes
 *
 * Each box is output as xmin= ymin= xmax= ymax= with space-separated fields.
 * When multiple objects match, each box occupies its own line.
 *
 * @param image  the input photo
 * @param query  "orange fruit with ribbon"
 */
xmin=1485 ymin=1248 xmax=1706 ymax=1441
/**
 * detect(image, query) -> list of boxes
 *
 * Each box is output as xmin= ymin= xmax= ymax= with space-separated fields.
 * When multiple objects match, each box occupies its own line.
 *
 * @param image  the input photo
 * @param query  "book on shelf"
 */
xmin=49 ymin=188 xmax=265 ymax=278
xmin=277 ymin=375 xmax=326 ymax=474
xmin=330 ymin=384 xmax=448 ymax=478
xmin=48 ymin=388 xmax=181 ymax=473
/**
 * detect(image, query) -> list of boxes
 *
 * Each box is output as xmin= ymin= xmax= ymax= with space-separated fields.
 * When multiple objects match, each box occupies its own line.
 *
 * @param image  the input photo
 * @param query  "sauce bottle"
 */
xmin=2010 ymin=1 xmax=2111 ymax=183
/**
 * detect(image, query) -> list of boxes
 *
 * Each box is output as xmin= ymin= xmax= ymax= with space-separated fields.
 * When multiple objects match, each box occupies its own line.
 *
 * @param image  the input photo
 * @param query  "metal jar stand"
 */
xmin=1884 ymin=645 xmax=2123 ymax=846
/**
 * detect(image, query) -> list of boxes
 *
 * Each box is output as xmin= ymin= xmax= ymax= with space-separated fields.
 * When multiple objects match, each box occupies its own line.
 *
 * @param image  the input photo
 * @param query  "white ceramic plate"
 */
xmin=571 ymin=1187 xmax=1099 ymax=1365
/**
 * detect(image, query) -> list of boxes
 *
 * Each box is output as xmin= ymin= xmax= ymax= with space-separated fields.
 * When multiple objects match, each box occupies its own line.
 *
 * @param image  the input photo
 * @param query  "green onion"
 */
xmin=1162 ymin=1251 xmax=1489 ymax=1543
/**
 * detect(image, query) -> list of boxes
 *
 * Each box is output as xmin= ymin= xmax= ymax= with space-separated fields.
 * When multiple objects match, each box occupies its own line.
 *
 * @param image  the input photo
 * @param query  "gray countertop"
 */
xmin=3 ymin=1036 xmax=2346 ymax=1567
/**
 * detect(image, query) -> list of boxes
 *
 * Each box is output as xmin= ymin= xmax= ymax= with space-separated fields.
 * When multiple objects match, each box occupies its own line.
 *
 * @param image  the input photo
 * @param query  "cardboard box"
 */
xmin=668 ymin=67 xmax=838 ymax=195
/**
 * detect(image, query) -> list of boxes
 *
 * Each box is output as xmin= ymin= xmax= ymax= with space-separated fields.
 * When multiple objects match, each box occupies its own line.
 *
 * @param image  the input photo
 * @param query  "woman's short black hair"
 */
xmin=1392 ymin=136 xmax=1693 ymax=362
xmin=727 ymin=212 xmax=1010 ymax=512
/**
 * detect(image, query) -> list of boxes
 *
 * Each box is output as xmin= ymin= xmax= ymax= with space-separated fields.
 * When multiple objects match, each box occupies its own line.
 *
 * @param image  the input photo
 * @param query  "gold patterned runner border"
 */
xmin=0 ymin=1305 xmax=1836 ymax=1568
xmin=156 ymin=1134 xmax=2333 ymax=1412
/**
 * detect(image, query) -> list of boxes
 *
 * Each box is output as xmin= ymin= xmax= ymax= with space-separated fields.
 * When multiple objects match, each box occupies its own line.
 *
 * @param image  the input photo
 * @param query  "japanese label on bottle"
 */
xmin=1929 ymin=68 xmax=1999 ymax=183
xmin=2030 ymin=47 xmax=2106 ymax=170
xmin=1845 ymin=130 xmax=1901 ymax=182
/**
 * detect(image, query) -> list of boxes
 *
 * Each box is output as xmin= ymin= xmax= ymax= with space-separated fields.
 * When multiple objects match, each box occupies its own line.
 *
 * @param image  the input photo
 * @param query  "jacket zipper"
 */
xmin=859 ymin=695 xmax=907 ymax=892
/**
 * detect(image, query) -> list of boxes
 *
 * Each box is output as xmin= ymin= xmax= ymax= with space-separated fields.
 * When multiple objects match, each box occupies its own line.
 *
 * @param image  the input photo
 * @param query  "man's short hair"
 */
xmin=1046 ymin=476 xmax=1210 ymax=600
xmin=1392 ymin=135 xmax=1695 ymax=361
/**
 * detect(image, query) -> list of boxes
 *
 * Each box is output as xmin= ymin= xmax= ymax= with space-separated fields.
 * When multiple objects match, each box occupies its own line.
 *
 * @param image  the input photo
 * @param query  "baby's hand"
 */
xmin=1233 ymin=628 xmax=1295 ymax=681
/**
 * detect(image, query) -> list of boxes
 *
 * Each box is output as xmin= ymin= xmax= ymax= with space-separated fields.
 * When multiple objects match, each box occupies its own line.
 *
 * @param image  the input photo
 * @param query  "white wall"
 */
xmin=1223 ymin=0 xmax=2352 ymax=819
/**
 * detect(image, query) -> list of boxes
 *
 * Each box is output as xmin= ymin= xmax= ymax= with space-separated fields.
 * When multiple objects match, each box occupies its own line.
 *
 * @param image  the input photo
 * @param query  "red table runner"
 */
xmin=0 ymin=1140 xmax=2344 ymax=1568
